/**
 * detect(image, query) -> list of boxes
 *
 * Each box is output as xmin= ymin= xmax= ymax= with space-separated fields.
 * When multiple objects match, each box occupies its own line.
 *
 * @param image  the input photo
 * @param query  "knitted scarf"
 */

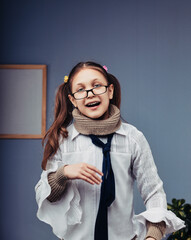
xmin=72 ymin=104 xmax=121 ymax=135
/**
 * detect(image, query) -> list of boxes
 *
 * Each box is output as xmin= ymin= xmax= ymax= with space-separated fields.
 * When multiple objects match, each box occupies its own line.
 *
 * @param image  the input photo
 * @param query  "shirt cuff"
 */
xmin=47 ymin=165 xmax=68 ymax=202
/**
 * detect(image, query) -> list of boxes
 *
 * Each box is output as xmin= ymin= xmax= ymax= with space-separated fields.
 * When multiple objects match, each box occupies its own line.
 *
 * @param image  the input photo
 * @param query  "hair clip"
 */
xmin=103 ymin=65 xmax=108 ymax=72
xmin=64 ymin=75 xmax=69 ymax=83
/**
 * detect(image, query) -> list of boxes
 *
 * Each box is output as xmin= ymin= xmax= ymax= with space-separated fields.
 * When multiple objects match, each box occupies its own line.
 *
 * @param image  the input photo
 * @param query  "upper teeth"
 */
xmin=87 ymin=102 xmax=98 ymax=106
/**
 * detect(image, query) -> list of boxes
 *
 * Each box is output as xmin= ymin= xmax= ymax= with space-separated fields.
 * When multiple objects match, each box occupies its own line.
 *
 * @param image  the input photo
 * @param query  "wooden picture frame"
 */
xmin=0 ymin=65 xmax=47 ymax=139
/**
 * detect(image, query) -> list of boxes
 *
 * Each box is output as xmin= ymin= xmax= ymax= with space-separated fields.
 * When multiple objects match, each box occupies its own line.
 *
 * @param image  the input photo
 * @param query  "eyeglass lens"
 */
xmin=74 ymin=86 xmax=107 ymax=100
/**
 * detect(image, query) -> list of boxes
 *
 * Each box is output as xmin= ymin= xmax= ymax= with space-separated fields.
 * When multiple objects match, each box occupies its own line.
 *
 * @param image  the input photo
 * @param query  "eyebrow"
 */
xmin=76 ymin=78 xmax=100 ymax=86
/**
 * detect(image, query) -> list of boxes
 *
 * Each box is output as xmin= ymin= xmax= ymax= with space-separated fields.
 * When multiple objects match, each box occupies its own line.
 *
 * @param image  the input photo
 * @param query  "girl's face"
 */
xmin=68 ymin=68 xmax=114 ymax=119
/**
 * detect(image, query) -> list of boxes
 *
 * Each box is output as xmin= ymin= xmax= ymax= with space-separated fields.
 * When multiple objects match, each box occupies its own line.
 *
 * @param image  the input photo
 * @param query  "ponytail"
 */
xmin=41 ymin=82 xmax=73 ymax=170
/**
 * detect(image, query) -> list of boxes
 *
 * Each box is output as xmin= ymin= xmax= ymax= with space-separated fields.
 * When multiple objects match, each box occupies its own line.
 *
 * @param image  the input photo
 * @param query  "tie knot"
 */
xmin=103 ymin=143 xmax=111 ymax=154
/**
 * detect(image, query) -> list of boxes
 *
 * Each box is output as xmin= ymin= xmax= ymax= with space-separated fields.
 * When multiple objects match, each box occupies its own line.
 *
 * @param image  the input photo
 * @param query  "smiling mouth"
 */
xmin=86 ymin=101 xmax=100 ymax=107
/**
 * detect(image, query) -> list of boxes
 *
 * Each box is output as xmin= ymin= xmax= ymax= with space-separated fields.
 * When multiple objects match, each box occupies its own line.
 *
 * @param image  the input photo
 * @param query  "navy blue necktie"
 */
xmin=89 ymin=134 xmax=115 ymax=240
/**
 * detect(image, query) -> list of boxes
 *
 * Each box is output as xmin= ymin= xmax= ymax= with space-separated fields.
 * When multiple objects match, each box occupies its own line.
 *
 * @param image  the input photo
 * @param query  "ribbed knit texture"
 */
xmin=146 ymin=221 xmax=166 ymax=240
xmin=72 ymin=104 xmax=121 ymax=135
xmin=47 ymin=166 xmax=68 ymax=202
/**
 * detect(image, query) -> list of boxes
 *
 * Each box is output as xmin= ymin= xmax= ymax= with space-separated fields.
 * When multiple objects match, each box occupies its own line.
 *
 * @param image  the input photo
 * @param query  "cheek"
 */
xmin=76 ymin=99 xmax=84 ymax=108
xmin=106 ymin=92 xmax=112 ymax=101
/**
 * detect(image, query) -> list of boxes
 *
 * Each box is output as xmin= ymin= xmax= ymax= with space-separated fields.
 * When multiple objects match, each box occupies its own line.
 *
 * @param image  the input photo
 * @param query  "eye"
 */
xmin=77 ymin=87 xmax=85 ymax=92
xmin=94 ymin=84 xmax=102 ymax=88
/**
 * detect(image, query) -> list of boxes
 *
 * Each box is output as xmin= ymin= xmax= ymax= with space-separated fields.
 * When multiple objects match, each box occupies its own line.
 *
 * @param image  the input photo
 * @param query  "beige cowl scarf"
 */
xmin=72 ymin=104 xmax=121 ymax=135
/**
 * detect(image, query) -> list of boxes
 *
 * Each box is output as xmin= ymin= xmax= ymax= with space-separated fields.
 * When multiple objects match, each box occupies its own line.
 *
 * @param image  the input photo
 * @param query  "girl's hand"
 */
xmin=63 ymin=163 xmax=103 ymax=185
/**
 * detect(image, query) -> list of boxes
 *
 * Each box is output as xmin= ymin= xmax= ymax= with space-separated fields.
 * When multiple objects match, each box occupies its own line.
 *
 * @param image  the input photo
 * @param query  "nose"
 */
xmin=87 ymin=89 xmax=94 ymax=98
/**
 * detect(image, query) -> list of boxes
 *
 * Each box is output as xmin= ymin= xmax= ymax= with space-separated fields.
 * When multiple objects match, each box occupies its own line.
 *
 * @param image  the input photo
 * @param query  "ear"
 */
xmin=68 ymin=94 xmax=77 ymax=108
xmin=108 ymin=84 xmax=114 ymax=100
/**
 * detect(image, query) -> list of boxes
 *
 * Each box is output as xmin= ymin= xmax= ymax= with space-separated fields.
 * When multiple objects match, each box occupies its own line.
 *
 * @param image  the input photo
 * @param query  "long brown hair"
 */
xmin=42 ymin=61 xmax=121 ymax=170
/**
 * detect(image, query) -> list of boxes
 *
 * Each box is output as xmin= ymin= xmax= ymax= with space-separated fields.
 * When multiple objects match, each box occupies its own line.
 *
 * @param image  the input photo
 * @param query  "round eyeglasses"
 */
xmin=71 ymin=85 xmax=110 ymax=100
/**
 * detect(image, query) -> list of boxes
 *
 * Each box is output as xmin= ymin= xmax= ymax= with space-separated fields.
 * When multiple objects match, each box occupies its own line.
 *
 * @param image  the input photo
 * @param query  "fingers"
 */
xmin=80 ymin=174 xmax=98 ymax=185
xmin=78 ymin=163 xmax=103 ymax=185
xmin=81 ymin=169 xmax=102 ymax=185
xmin=86 ymin=164 xmax=103 ymax=176
xmin=86 ymin=168 xmax=103 ymax=182
xmin=65 ymin=162 xmax=104 ymax=185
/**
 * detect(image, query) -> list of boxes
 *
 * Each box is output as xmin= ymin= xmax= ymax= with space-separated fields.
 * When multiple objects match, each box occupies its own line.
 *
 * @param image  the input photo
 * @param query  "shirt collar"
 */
xmin=71 ymin=122 xmax=126 ymax=141
xmin=115 ymin=123 xmax=127 ymax=136
xmin=71 ymin=125 xmax=80 ymax=140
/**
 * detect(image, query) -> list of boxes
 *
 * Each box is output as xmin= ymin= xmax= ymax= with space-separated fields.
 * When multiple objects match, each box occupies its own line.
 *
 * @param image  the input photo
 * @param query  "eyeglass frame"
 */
xmin=71 ymin=84 xmax=110 ymax=100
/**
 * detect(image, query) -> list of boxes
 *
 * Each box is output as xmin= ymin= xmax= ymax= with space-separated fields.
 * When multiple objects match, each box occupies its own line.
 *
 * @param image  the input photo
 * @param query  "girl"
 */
xmin=35 ymin=61 xmax=184 ymax=240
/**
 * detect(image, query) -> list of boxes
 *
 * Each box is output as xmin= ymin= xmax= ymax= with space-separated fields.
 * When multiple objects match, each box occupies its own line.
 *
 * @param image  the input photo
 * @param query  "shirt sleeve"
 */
xmin=35 ymin=148 xmax=82 ymax=239
xmin=131 ymin=130 xmax=185 ymax=237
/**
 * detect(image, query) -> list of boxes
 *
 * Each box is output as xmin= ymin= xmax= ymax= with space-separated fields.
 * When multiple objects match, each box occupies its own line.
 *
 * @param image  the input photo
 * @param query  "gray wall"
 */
xmin=0 ymin=0 xmax=191 ymax=239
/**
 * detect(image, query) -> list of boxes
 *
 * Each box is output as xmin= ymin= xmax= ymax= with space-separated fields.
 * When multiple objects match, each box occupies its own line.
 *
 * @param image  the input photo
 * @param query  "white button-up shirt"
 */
xmin=35 ymin=122 xmax=184 ymax=240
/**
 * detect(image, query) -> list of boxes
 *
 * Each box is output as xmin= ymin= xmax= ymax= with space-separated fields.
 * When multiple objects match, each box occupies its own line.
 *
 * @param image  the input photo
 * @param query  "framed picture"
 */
xmin=0 ymin=64 xmax=47 ymax=139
